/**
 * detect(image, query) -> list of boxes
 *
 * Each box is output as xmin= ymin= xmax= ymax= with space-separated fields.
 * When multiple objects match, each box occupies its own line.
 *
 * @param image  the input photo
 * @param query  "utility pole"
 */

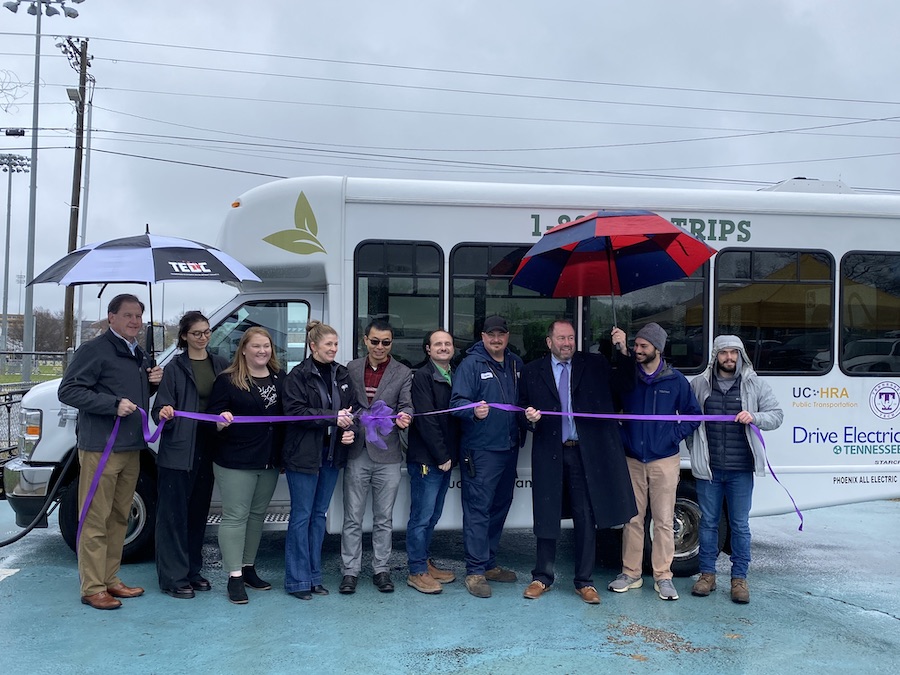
xmin=62 ymin=37 xmax=89 ymax=353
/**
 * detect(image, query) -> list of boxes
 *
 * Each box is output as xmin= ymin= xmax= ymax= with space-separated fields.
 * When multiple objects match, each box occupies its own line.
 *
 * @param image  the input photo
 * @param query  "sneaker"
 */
xmin=654 ymin=578 xmax=679 ymax=601
xmin=407 ymin=572 xmax=443 ymax=594
xmin=427 ymin=559 xmax=456 ymax=584
xmin=465 ymin=574 xmax=491 ymax=598
xmin=608 ymin=573 xmax=643 ymax=593
xmin=731 ymin=577 xmax=750 ymax=604
xmin=692 ymin=573 xmax=717 ymax=597
xmin=241 ymin=565 xmax=272 ymax=591
xmin=484 ymin=566 xmax=517 ymax=583
xmin=227 ymin=576 xmax=248 ymax=605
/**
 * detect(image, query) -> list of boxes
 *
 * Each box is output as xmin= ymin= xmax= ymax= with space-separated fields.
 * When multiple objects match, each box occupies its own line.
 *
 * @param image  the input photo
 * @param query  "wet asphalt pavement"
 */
xmin=0 ymin=501 xmax=898 ymax=674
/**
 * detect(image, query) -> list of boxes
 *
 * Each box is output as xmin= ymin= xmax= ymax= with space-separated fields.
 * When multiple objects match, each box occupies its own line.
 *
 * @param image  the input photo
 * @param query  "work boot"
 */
xmin=465 ymin=574 xmax=491 ymax=598
xmin=407 ymin=572 xmax=442 ymax=594
xmin=692 ymin=573 xmax=717 ymax=597
xmin=484 ymin=566 xmax=517 ymax=583
xmin=427 ymin=559 xmax=456 ymax=583
xmin=731 ymin=577 xmax=750 ymax=604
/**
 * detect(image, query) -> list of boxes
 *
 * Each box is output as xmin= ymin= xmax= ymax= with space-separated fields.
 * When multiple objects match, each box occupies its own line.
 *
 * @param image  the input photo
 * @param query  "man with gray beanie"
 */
xmin=685 ymin=335 xmax=783 ymax=604
xmin=608 ymin=323 xmax=701 ymax=601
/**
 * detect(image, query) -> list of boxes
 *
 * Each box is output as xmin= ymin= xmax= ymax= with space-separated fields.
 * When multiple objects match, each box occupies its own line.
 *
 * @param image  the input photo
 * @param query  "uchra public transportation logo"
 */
xmin=869 ymin=381 xmax=900 ymax=420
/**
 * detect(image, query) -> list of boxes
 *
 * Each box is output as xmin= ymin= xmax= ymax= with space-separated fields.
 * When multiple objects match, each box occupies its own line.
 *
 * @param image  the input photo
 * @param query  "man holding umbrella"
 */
xmin=58 ymin=294 xmax=163 ymax=610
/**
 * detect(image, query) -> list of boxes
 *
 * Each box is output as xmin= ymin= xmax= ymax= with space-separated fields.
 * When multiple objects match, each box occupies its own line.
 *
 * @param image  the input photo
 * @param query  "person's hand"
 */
xmin=147 ymin=365 xmax=163 ymax=385
xmin=735 ymin=410 xmax=755 ymax=425
xmin=341 ymin=430 xmax=355 ymax=445
xmin=336 ymin=407 xmax=353 ymax=429
xmin=611 ymin=327 xmax=627 ymax=353
xmin=474 ymin=401 xmax=490 ymax=420
xmin=158 ymin=405 xmax=175 ymax=421
xmin=525 ymin=406 xmax=541 ymax=423
xmin=438 ymin=460 xmax=452 ymax=472
xmin=216 ymin=411 xmax=234 ymax=431
xmin=395 ymin=412 xmax=412 ymax=430
xmin=117 ymin=398 xmax=137 ymax=417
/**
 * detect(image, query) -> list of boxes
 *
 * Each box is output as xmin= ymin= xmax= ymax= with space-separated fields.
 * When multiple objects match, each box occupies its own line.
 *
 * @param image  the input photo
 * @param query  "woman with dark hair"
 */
xmin=206 ymin=327 xmax=285 ymax=605
xmin=154 ymin=311 xmax=228 ymax=599
xmin=281 ymin=320 xmax=357 ymax=600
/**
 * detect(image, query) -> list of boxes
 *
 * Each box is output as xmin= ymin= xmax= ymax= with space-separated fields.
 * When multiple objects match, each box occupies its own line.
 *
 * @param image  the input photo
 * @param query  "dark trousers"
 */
xmin=532 ymin=444 xmax=596 ymax=589
xmin=460 ymin=447 xmax=518 ymax=575
xmin=156 ymin=425 xmax=215 ymax=591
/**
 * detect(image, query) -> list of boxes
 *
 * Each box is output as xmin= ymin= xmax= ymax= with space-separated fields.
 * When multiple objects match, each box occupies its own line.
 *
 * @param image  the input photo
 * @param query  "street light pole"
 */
xmin=1 ymin=153 xmax=30 ymax=375
xmin=3 ymin=0 xmax=86 ymax=381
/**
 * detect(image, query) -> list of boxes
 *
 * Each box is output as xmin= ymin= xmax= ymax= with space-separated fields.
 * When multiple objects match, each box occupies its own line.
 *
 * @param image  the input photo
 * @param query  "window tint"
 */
xmin=208 ymin=301 xmax=310 ymax=372
xmin=840 ymin=252 xmax=900 ymax=375
xmin=716 ymin=249 xmax=834 ymax=373
xmin=450 ymin=243 xmax=574 ymax=364
xmin=355 ymin=241 xmax=443 ymax=368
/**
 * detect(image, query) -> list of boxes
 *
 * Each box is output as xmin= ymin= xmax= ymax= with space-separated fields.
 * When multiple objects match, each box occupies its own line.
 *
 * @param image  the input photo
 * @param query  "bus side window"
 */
xmin=841 ymin=252 xmax=900 ymax=376
xmin=207 ymin=301 xmax=311 ymax=371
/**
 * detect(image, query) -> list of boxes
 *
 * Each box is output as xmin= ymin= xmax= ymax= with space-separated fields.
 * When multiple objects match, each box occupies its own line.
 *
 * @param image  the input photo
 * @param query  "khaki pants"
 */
xmin=77 ymin=449 xmax=141 ymax=596
xmin=621 ymin=454 xmax=680 ymax=581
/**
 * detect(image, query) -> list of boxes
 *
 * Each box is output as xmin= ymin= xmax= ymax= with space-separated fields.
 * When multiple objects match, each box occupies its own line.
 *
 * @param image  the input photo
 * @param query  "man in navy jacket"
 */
xmin=608 ymin=323 xmax=701 ymax=602
xmin=450 ymin=315 xmax=525 ymax=598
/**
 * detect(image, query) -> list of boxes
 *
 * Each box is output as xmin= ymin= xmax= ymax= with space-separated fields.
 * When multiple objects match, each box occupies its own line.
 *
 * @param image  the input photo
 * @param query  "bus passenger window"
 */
xmin=841 ymin=252 xmax=900 ymax=375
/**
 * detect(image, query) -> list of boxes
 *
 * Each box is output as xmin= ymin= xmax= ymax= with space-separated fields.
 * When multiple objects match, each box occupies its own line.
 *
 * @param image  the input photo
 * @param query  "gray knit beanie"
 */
xmin=635 ymin=322 xmax=667 ymax=354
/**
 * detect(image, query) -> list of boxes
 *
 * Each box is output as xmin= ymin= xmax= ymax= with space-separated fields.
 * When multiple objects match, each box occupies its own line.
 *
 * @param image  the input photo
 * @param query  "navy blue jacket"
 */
xmin=450 ymin=341 xmax=525 ymax=452
xmin=615 ymin=355 xmax=701 ymax=463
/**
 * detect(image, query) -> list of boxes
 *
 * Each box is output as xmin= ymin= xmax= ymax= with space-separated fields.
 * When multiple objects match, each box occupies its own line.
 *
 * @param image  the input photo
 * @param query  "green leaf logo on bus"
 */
xmin=263 ymin=192 xmax=327 ymax=255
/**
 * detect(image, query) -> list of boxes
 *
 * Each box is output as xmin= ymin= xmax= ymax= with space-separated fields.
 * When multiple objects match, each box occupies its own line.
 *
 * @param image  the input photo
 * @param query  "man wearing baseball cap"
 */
xmin=608 ymin=323 xmax=701 ymax=601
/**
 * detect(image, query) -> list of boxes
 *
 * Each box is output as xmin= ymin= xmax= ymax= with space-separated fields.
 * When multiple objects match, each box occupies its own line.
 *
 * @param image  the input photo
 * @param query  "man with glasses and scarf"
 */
xmin=339 ymin=319 xmax=413 ymax=595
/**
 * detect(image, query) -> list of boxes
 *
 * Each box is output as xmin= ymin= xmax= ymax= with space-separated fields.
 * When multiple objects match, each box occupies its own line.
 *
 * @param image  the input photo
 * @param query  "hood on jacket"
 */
xmin=704 ymin=334 xmax=755 ymax=381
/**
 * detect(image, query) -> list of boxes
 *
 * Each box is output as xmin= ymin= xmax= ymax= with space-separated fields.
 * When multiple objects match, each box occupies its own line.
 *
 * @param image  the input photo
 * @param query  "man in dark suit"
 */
xmin=339 ymin=319 xmax=413 ymax=595
xmin=519 ymin=319 xmax=637 ymax=605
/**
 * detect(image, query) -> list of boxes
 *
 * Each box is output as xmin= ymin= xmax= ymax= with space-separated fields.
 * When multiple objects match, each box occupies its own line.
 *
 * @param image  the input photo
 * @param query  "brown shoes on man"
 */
xmin=484 ymin=566 xmax=517 ymax=583
xmin=523 ymin=580 xmax=550 ymax=599
xmin=106 ymin=582 xmax=145 ymax=598
xmin=81 ymin=591 xmax=122 ymax=610
xmin=465 ymin=574 xmax=492 ymax=598
xmin=731 ymin=578 xmax=750 ymax=604
xmin=407 ymin=572 xmax=443 ymax=594
xmin=427 ymin=559 xmax=456 ymax=583
xmin=574 ymin=586 xmax=601 ymax=605
xmin=692 ymin=573 xmax=717 ymax=597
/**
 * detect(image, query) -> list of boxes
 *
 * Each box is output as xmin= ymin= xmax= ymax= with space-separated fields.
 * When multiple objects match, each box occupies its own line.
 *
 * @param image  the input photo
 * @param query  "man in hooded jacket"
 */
xmin=686 ymin=335 xmax=783 ymax=604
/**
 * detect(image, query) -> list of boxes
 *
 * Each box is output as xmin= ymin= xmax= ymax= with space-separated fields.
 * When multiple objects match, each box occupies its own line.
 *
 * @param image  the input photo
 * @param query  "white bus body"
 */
xmin=6 ymin=175 xmax=900 ymax=574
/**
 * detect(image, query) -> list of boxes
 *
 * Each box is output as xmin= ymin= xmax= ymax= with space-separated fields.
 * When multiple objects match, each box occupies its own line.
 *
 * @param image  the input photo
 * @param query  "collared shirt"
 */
xmin=550 ymin=354 xmax=578 ymax=442
xmin=363 ymin=355 xmax=391 ymax=404
xmin=109 ymin=327 xmax=139 ymax=356
xmin=432 ymin=360 xmax=452 ymax=385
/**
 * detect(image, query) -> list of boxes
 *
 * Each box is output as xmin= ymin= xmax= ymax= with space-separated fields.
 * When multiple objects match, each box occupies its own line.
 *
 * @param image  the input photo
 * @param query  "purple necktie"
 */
xmin=559 ymin=361 xmax=572 ymax=441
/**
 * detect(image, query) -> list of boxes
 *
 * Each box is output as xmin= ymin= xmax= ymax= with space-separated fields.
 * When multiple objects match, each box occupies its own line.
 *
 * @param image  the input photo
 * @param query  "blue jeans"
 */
xmin=285 ymin=466 xmax=340 ymax=592
xmin=406 ymin=463 xmax=452 ymax=575
xmin=696 ymin=470 xmax=754 ymax=579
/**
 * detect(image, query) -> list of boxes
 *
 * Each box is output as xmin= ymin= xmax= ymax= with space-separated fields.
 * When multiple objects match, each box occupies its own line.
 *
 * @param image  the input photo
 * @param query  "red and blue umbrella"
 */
xmin=511 ymin=209 xmax=717 ymax=321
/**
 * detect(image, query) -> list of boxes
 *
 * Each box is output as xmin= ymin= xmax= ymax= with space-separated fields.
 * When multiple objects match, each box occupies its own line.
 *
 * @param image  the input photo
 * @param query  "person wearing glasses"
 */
xmin=154 ymin=312 xmax=229 ymax=599
xmin=339 ymin=319 xmax=413 ymax=595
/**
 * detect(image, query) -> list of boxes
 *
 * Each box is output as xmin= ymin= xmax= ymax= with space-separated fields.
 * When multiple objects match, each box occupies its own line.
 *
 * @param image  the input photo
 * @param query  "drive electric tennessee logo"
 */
xmin=263 ymin=192 xmax=326 ymax=255
xmin=870 ymin=381 xmax=900 ymax=420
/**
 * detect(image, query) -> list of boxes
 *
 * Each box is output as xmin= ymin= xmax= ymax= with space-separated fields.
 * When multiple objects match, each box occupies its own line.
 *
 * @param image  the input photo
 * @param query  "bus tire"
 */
xmin=58 ymin=470 xmax=157 ymax=563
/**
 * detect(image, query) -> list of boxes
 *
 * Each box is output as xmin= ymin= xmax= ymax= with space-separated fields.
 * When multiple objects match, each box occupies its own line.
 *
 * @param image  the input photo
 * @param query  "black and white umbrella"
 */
xmin=30 ymin=232 xmax=261 ymax=359
xmin=31 ymin=233 xmax=260 ymax=286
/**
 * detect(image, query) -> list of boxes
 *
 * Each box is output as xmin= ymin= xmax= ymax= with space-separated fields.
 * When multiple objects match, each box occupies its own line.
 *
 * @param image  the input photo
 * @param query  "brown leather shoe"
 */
xmin=575 ymin=586 xmax=601 ymax=605
xmin=731 ymin=577 xmax=750 ymax=604
xmin=427 ymin=559 xmax=456 ymax=584
xmin=523 ymin=580 xmax=550 ymax=599
xmin=107 ymin=582 xmax=145 ymax=599
xmin=81 ymin=591 xmax=122 ymax=610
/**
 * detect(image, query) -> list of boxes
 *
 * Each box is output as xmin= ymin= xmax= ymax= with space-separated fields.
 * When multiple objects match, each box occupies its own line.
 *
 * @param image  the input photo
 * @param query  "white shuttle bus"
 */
xmin=5 ymin=175 xmax=900 ymax=575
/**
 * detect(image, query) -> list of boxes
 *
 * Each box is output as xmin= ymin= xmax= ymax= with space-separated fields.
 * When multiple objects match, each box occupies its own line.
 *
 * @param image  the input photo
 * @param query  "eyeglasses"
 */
xmin=368 ymin=338 xmax=392 ymax=347
xmin=188 ymin=329 xmax=212 ymax=338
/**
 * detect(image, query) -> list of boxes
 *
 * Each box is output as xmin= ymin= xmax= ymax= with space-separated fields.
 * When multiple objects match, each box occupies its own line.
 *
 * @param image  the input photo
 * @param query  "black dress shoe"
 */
xmin=338 ymin=575 xmax=358 ymax=595
xmin=290 ymin=590 xmax=313 ymax=600
xmin=373 ymin=572 xmax=394 ymax=593
xmin=163 ymin=586 xmax=195 ymax=599
xmin=189 ymin=577 xmax=211 ymax=592
xmin=311 ymin=585 xmax=329 ymax=596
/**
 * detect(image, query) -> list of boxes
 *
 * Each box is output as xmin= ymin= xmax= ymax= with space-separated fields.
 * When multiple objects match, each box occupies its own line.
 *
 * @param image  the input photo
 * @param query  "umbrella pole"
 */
xmin=606 ymin=238 xmax=617 ymax=327
xmin=146 ymin=282 xmax=156 ymax=365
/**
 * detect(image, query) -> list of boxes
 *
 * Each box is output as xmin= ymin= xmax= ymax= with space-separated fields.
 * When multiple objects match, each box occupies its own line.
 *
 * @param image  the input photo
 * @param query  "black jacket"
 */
xmin=281 ymin=357 xmax=358 ymax=474
xmin=207 ymin=368 xmax=286 ymax=470
xmin=151 ymin=350 xmax=229 ymax=470
xmin=58 ymin=329 xmax=157 ymax=453
xmin=406 ymin=360 xmax=461 ymax=467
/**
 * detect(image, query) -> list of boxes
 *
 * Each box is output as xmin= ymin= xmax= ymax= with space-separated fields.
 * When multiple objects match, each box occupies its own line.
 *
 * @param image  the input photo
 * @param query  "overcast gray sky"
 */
xmin=2 ymin=0 xmax=899 ymax=326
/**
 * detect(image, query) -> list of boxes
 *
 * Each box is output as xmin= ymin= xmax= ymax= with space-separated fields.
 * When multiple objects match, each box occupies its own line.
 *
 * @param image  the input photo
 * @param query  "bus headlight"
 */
xmin=18 ymin=409 xmax=42 ymax=461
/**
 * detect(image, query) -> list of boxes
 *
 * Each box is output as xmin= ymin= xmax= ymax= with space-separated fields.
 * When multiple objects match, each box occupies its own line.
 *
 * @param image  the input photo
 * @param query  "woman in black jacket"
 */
xmin=154 ymin=311 xmax=228 ymax=599
xmin=206 ymin=326 xmax=286 ymax=605
xmin=281 ymin=321 xmax=356 ymax=600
